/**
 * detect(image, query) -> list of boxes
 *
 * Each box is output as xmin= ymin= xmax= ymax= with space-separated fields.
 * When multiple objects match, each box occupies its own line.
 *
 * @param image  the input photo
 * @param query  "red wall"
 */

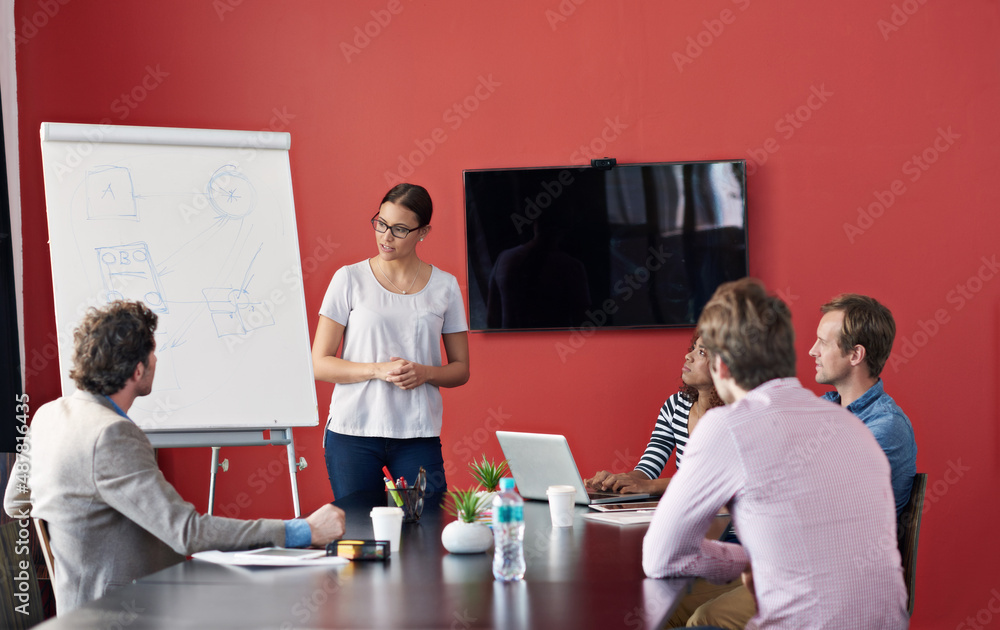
xmin=14 ymin=1 xmax=999 ymax=627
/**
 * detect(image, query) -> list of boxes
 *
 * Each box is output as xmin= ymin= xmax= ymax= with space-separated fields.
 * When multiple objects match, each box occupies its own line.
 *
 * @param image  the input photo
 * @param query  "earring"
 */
xmin=420 ymin=238 xmax=424 ymax=241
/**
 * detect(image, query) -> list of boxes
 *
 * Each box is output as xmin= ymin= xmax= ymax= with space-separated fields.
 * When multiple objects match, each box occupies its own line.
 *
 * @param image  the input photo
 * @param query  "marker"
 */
xmin=382 ymin=467 xmax=404 ymax=507
xmin=384 ymin=476 xmax=404 ymax=507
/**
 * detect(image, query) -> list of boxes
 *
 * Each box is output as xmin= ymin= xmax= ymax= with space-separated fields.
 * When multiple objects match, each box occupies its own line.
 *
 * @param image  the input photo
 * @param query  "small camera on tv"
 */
xmin=591 ymin=157 xmax=616 ymax=170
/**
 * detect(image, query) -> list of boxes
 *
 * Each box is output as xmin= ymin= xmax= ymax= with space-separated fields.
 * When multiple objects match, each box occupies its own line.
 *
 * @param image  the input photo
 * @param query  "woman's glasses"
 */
xmin=371 ymin=213 xmax=417 ymax=239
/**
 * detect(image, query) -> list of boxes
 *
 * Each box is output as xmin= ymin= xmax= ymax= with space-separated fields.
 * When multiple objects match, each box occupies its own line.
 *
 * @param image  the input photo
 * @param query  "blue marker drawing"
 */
xmin=96 ymin=242 xmax=168 ymax=314
xmin=201 ymin=244 xmax=275 ymax=337
xmin=208 ymin=164 xmax=257 ymax=220
xmin=86 ymin=166 xmax=137 ymax=220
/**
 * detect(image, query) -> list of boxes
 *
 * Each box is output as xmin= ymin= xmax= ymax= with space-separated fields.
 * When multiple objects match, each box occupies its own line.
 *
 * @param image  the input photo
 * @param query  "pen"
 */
xmin=384 ymin=476 xmax=404 ymax=507
xmin=396 ymin=476 xmax=413 ymax=514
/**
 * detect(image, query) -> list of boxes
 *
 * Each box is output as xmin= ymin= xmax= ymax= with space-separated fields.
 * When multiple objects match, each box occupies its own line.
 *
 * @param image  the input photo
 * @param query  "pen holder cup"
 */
xmin=387 ymin=487 xmax=425 ymax=523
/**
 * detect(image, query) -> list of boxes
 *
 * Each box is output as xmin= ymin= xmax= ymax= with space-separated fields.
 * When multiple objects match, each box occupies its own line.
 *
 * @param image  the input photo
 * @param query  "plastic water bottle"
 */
xmin=492 ymin=477 xmax=525 ymax=582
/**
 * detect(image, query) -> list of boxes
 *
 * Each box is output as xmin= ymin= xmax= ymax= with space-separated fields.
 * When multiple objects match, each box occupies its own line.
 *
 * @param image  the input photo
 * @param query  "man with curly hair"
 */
xmin=4 ymin=301 xmax=346 ymax=613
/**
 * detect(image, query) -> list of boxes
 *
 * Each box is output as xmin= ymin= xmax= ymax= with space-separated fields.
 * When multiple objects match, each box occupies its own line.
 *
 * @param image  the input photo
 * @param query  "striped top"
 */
xmin=634 ymin=392 xmax=691 ymax=479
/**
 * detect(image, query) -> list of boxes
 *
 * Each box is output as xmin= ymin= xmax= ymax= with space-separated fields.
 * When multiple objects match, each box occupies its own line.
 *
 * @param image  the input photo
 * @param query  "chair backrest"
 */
xmin=33 ymin=519 xmax=55 ymax=580
xmin=897 ymin=473 xmax=926 ymax=617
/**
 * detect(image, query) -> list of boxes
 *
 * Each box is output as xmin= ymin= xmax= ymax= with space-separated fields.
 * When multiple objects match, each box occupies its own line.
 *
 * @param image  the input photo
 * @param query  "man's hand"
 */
xmin=304 ymin=504 xmax=346 ymax=547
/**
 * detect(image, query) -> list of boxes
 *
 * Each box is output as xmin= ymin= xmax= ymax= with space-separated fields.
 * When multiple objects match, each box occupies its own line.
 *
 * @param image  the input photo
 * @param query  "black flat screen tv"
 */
xmin=464 ymin=160 xmax=748 ymax=332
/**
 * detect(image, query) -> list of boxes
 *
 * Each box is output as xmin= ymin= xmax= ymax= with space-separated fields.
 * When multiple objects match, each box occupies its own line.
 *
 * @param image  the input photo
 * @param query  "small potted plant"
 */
xmin=441 ymin=489 xmax=494 ymax=554
xmin=469 ymin=455 xmax=509 ymax=521
xmin=469 ymin=454 xmax=510 ymax=492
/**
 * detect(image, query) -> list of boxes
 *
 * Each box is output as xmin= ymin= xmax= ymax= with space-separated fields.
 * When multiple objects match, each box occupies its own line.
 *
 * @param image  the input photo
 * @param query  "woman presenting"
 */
xmin=312 ymin=183 xmax=470 ymax=498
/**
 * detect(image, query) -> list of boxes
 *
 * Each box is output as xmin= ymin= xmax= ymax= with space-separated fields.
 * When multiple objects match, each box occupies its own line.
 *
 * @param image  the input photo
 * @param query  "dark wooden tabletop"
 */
xmin=36 ymin=492 xmax=699 ymax=629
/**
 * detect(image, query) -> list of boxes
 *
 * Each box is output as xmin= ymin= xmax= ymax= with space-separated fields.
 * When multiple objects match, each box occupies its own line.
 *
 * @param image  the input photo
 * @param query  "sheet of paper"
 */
xmin=193 ymin=550 xmax=349 ymax=567
xmin=588 ymin=501 xmax=661 ymax=512
xmin=582 ymin=511 xmax=655 ymax=526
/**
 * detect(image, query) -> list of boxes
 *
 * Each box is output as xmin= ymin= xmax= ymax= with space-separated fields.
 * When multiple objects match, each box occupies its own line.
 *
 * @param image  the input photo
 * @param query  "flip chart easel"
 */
xmin=39 ymin=122 xmax=319 ymax=516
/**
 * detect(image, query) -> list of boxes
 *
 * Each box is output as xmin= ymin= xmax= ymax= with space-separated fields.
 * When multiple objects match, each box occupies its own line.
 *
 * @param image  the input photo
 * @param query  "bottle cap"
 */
xmin=499 ymin=477 xmax=515 ymax=491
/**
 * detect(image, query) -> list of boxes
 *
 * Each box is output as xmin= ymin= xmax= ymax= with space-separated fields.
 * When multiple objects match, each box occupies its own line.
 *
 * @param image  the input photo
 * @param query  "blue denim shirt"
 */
xmin=823 ymin=380 xmax=917 ymax=516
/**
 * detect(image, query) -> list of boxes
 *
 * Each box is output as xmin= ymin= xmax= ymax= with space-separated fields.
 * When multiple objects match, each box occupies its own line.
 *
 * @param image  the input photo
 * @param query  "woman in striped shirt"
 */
xmin=585 ymin=334 xmax=724 ymax=496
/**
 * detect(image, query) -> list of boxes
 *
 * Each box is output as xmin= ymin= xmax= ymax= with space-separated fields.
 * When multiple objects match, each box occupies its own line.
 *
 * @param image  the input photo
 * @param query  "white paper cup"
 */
xmin=546 ymin=485 xmax=576 ymax=527
xmin=371 ymin=506 xmax=404 ymax=551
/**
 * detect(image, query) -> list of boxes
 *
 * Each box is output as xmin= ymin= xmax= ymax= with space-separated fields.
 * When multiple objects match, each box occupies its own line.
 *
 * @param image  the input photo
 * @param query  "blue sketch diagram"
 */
xmin=208 ymin=165 xmax=257 ymax=220
xmin=201 ymin=243 xmax=276 ymax=338
xmin=40 ymin=126 xmax=316 ymax=431
xmin=96 ymin=242 xmax=169 ymax=313
xmin=89 ymin=164 xmax=268 ymax=328
xmin=86 ymin=166 xmax=138 ymax=220
xmin=202 ymin=287 xmax=276 ymax=337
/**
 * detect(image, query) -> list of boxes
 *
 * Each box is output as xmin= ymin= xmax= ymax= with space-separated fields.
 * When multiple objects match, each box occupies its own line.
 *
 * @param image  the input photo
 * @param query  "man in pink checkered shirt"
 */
xmin=643 ymin=278 xmax=908 ymax=630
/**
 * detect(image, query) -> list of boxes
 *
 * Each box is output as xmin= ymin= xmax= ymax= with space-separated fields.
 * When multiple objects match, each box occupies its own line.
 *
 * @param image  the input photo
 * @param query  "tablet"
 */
xmin=588 ymin=501 xmax=661 ymax=512
xmin=233 ymin=547 xmax=326 ymax=564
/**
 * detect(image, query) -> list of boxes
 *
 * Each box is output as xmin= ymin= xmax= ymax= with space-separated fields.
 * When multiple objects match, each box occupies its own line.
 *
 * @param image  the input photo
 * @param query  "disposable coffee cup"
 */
xmin=546 ymin=485 xmax=576 ymax=527
xmin=370 ymin=506 xmax=404 ymax=551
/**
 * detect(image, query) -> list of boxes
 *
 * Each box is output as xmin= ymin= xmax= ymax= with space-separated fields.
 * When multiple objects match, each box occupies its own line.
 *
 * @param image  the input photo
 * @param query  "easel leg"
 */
xmin=208 ymin=446 xmax=221 ymax=516
xmin=284 ymin=430 xmax=302 ymax=518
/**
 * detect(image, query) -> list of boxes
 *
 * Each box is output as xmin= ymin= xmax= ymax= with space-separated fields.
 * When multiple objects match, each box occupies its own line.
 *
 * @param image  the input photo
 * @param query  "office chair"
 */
xmin=33 ymin=519 xmax=55 ymax=580
xmin=897 ymin=473 xmax=926 ymax=617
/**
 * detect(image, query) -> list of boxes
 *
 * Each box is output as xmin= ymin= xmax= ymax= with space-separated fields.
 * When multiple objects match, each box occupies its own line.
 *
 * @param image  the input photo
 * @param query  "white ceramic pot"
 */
xmin=441 ymin=520 xmax=494 ymax=554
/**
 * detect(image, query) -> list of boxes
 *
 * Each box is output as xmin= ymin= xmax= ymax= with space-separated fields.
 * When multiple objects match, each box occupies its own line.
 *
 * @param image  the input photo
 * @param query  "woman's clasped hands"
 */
xmin=381 ymin=357 xmax=428 ymax=390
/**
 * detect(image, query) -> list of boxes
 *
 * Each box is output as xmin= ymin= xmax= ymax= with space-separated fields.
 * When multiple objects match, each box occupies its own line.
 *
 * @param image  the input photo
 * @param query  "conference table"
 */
xmin=35 ymin=492 xmax=719 ymax=629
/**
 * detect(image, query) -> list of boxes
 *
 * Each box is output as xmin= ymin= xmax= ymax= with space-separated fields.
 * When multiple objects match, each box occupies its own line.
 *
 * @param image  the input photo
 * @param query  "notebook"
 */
xmin=495 ymin=431 xmax=653 ymax=505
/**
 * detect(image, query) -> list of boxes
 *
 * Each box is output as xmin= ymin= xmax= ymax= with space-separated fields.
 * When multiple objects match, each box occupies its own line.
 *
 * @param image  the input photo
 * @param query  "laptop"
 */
xmin=496 ymin=431 xmax=653 ymax=505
